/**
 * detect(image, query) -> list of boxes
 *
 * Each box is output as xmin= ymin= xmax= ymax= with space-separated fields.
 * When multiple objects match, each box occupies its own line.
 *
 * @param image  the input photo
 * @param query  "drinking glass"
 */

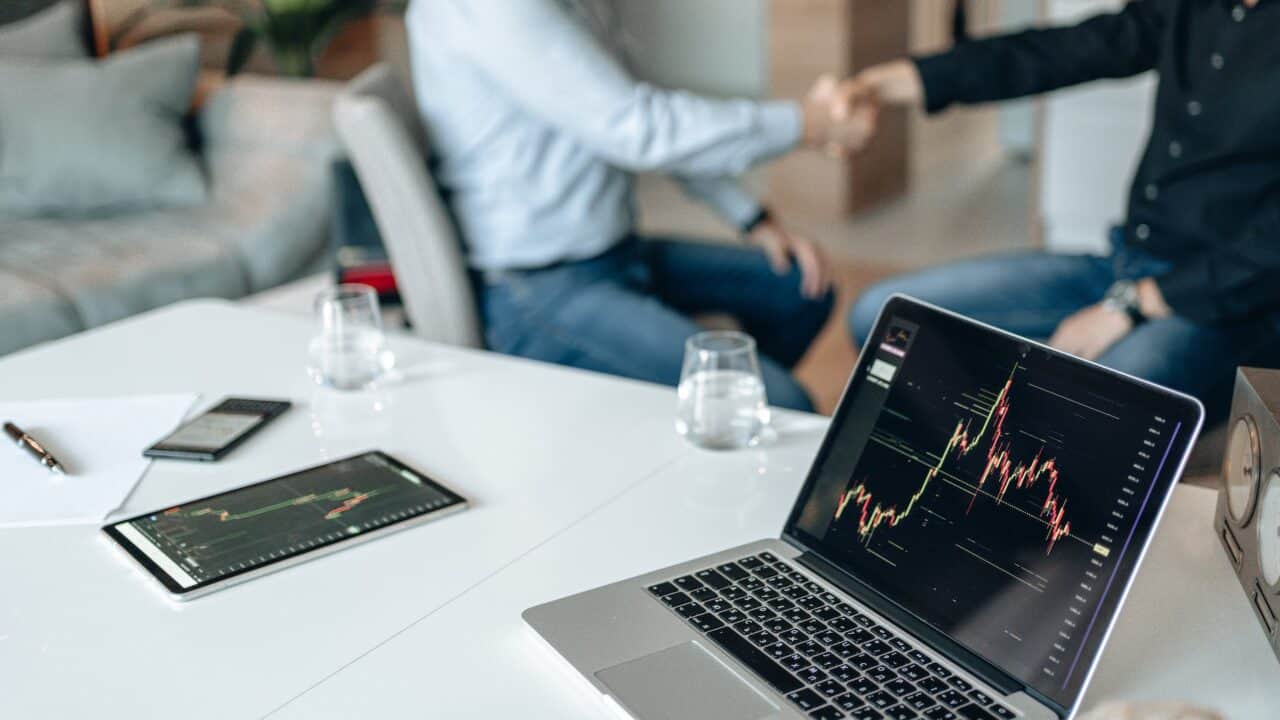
xmin=675 ymin=331 xmax=772 ymax=450
xmin=307 ymin=284 xmax=395 ymax=390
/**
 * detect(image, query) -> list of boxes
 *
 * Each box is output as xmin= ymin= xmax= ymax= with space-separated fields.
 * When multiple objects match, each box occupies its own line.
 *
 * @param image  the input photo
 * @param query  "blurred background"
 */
xmin=0 ymin=0 xmax=1149 ymax=413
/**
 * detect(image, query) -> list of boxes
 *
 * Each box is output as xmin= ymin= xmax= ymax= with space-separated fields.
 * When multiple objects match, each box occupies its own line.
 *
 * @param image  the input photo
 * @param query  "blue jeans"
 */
xmin=848 ymin=232 xmax=1280 ymax=423
xmin=480 ymin=237 xmax=835 ymax=412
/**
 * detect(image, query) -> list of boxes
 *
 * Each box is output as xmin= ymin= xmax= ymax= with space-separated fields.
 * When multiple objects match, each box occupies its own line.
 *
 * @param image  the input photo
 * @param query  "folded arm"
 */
xmin=1155 ymin=209 xmax=1280 ymax=324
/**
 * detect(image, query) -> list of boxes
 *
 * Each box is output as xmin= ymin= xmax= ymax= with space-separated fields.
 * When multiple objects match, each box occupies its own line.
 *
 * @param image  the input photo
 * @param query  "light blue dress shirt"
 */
xmin=406 ymin=0 xmax=803 ymax=271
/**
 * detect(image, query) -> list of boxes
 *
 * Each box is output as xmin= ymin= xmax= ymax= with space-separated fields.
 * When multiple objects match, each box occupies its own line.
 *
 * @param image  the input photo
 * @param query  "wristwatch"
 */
xmin=1103 ymin=280 xmax=1146 ymax=326
xmin=740 ymin=207 xmax=772 ymax=236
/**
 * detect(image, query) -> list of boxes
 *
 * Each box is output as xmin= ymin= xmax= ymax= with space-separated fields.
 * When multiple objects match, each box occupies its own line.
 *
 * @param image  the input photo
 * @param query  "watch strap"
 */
xmin=740 ymin=207 xmax=771 ymax=235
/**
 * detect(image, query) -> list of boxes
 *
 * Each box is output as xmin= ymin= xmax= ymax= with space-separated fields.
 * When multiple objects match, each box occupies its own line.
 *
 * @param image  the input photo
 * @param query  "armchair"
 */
xmin=333 ymin=63 xmax=483 ymax=349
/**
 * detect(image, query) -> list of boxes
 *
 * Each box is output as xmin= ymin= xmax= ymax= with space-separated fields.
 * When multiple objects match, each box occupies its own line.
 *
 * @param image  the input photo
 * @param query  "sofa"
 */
xmin=0 ymin=4 xmax=341 ymax=356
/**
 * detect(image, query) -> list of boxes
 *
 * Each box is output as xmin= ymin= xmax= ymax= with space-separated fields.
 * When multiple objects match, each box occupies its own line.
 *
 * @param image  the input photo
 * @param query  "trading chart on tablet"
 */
xmin=117 ymin=453 xmax=461 ymax=588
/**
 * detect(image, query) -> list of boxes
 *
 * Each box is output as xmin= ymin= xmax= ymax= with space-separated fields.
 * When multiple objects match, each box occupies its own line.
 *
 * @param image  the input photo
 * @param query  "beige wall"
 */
xmin=619 ymin=0 xmax=768 ymax=99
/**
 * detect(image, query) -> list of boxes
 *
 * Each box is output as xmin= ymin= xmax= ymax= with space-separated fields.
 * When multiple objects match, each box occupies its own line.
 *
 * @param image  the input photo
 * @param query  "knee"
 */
xmin=767 ymin=376 xmax=816 ymax=413
xmin=801 ymin=286 xmax=837 ymax=332
xmin=1099 ymin=338 xmax=1199 ymax=399
xmin=776 ymin=265 xmax=836 ymax=326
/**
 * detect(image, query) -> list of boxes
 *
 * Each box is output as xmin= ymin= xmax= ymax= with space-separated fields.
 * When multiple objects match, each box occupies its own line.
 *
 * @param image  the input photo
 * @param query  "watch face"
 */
xmin=1226 ymin=415 xmax=1262 ymax=523
xmin=1103 ymin=282 xmax=1141 ymax=317
xmin=1259 ymin=471 xmax=1280 ymax=587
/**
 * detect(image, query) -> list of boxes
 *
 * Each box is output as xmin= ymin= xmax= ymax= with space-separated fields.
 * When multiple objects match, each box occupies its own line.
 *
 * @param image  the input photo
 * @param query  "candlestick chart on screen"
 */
xmin=833 ymin=364 xmax=1074 ymax=555
xmin=796 ymin=312 xmax=1187 ymax=703
xmin=822 ymin=346 xmax=1130 ymax=598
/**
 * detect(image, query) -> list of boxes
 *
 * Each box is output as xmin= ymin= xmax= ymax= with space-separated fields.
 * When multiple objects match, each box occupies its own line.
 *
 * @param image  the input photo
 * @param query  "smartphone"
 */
xmin=144 ymin=398 xmax=292 ymax=461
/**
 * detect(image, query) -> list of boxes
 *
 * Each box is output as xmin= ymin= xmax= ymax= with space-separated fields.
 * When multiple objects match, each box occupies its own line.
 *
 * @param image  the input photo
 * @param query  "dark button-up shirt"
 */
xmin=914 ymin=0 xmax=1280 ymax=325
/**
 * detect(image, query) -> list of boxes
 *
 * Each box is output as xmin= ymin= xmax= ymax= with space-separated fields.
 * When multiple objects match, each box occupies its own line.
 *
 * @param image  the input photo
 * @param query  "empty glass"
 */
xmin=675 ymin=331 xmax=772 ymax=450
xmin=307 ymin=284 xmax=395 ymax=390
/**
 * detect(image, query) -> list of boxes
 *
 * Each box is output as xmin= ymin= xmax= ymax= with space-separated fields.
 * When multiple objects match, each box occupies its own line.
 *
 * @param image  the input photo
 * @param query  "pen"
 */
xmin=4 ymin=422 xmax=67 ymax=475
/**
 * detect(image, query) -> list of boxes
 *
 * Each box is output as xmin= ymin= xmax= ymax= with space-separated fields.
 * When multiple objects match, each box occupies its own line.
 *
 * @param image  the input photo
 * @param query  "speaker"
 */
xmin=1216 ymin=367 xmax=1280 ymax=662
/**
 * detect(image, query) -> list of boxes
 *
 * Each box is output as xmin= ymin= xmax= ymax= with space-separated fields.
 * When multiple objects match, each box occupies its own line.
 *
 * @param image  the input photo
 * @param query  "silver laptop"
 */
xmin=525 ymin=296 xmax=1203 ymax=720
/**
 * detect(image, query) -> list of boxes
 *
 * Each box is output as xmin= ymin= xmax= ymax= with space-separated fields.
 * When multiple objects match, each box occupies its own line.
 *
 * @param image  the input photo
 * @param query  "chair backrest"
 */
xmin=333 ymin=63 xmax=483 ymax=348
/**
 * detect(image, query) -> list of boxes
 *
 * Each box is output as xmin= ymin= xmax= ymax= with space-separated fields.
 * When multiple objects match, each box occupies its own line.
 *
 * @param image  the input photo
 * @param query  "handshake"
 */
xmin=799 ymin=59 xmax=923 ymax=158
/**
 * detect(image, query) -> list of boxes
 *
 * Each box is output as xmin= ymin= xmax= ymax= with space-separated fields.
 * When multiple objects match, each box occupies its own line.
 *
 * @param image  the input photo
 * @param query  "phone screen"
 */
xmin=156 ymin=412 xmax=264 ymax=452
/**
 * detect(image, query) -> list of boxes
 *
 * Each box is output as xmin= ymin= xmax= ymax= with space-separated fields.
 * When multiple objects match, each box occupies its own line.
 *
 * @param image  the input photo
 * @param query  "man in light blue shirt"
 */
xmin=407 ymin=0 xmax=871 ymax=411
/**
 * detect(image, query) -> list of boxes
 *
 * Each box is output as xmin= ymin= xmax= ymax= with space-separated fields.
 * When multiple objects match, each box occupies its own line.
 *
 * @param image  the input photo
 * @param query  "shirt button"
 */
xmin=1233 ymin=5 xmax=1246 ymax=21
xmin=1144 ymin=184 xmax=1159 ymax=201
xmin=1211 ymin=53 xmax=1225 ymax=70
xmin=1187 ymin=100 xmax=1202 ymax=116
xmin=1136 ymin=224 xmax=1151 ymax=241
xmin=1169 ymin=141 xmax=1183 ymax=159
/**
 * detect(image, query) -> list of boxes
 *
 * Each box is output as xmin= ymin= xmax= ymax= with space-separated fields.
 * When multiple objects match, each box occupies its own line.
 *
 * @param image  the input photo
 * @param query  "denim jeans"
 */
xmin=479 ymin=237 xmax=835 ymax=412
xmin=848 ymin=230 xmax=1280 ymax=422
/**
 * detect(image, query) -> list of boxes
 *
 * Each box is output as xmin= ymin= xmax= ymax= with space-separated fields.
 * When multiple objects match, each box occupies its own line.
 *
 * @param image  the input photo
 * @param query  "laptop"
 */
xmin=525 ymin=296 xmax=1204 ymax=720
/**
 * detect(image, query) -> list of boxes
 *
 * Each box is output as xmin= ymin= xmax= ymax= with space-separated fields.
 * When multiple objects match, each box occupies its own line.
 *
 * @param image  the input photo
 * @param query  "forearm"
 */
xmin=1153 ymin=218 xmax=1280 ymax=324
xmin=913 ymin=2 xmax=1164 ymax=114
xmin=437 ymin=0 xmax=802 ymax=176
xmin=674 ymin=176 xmax=763 ymax=231
xmin=1155 ymin=261 xmax=1280 ymax=325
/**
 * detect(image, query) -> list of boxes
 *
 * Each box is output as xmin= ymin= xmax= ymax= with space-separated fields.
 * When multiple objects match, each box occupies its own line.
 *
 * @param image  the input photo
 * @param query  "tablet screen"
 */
xmin=104 ymin=451 xmax=466 ymax=596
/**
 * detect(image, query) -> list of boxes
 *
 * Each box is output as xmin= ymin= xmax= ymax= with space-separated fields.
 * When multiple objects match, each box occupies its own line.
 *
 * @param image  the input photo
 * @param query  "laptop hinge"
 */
xmin=794 ymin=550 xmax=1026 ymax=698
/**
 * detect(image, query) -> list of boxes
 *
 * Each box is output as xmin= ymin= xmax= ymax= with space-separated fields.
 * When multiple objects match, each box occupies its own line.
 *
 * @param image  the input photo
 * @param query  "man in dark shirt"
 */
xmin=845 ymin=0 xmax=1279 ymax=421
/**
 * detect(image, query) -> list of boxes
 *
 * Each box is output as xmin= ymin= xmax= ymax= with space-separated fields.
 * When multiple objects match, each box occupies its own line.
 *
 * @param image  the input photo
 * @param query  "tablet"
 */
xmin=103 ymin=451 xmax=467 ymax=599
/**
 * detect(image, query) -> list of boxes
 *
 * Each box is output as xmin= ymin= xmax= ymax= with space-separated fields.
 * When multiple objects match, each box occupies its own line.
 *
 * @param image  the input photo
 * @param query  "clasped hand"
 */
xmin=802 ymin=60 xmax=924 ymax=157
xmin=802 ymin=74 xmax=879 ymax=157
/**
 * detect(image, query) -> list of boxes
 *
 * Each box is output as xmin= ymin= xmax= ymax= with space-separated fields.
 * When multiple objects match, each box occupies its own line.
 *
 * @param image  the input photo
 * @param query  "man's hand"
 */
xmin=747 ymin=218 xmax=834 ymax=300
xmin=1049 ymin=278 xmax=1172 ymax=360
xmin=1048 ymin=303 xmax=1134 ymax=361
xmin=835 ymin=59 xmax=925 ymax=111
xmin=1136 ymin=277 xmax=1172 ymax=319
xmin=802 ymin=74 xmax=878 ymax=157
xmin=818 ymin=59 xmax=924 ymax=153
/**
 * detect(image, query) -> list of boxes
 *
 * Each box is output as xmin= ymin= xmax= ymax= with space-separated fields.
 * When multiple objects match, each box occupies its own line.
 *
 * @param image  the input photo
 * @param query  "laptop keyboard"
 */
xmin=646 ymin=552 xmax=1019 ymax=720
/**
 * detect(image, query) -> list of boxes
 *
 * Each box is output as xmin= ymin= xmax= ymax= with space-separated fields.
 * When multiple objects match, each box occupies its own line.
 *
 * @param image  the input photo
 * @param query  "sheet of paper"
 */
xmin=0 ymin=394 xmax=198 ymax=527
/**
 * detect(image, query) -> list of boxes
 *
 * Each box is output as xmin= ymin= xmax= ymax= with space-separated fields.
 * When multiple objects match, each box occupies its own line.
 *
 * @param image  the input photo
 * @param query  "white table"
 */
xmin=4 ymin=302 xmax=1277 ymax=719
xmin=0 ymin=301 xmax=692 ymax=718
xmin=265 ymin=462 xmax=1280 ymax=719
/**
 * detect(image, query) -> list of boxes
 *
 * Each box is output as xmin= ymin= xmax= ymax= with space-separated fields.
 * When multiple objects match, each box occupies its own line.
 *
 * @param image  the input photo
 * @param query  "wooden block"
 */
xmin=769 ymin=0 xmax=910 ymax=218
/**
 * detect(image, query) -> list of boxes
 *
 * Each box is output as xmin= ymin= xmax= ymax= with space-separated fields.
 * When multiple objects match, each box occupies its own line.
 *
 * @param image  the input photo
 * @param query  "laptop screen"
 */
xmin=785 ymin=296 xmax=1202 ymax=711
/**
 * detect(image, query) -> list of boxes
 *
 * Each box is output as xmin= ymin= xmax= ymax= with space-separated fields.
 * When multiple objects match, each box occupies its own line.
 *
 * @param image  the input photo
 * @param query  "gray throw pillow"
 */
xmin=0 ymin=1 xmax=84 ymax=59
xmin=0 ymin=35 xmax=207 ymax=218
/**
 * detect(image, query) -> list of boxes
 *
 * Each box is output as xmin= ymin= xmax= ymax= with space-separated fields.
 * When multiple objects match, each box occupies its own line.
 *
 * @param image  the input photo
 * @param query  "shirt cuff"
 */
xmin=912 ymin=53 xmax=961 ymax=115
xmin=755 ymin=100 xmax=804 ymax=158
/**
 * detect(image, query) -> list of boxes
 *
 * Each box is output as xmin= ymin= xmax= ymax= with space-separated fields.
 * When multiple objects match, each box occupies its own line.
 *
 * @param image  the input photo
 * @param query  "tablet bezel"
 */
xmin=102 ymin=450 xmax=468 ymax=600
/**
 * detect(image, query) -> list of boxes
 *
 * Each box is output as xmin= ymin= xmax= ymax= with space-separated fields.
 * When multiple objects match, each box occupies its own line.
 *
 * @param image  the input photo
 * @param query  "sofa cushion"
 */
xmin=0 ymin=1 xmax=83 ymax=59
xmin=0 ymin=267 xmax=82 ymax=356
xmin=0 ymin=215 xmax=249 ymax=330
xmin=199 ymin=150 xmax=334 ymax=292
xmin=0 ymin=35 xmax=206 ymax=218
xmin=196 ymin=76 xmax=341 ymax=290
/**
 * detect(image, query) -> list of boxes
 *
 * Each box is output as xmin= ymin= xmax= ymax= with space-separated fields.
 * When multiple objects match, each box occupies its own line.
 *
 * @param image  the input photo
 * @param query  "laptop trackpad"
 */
xmin=595 ymin=642 xmax=778 ymax=720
